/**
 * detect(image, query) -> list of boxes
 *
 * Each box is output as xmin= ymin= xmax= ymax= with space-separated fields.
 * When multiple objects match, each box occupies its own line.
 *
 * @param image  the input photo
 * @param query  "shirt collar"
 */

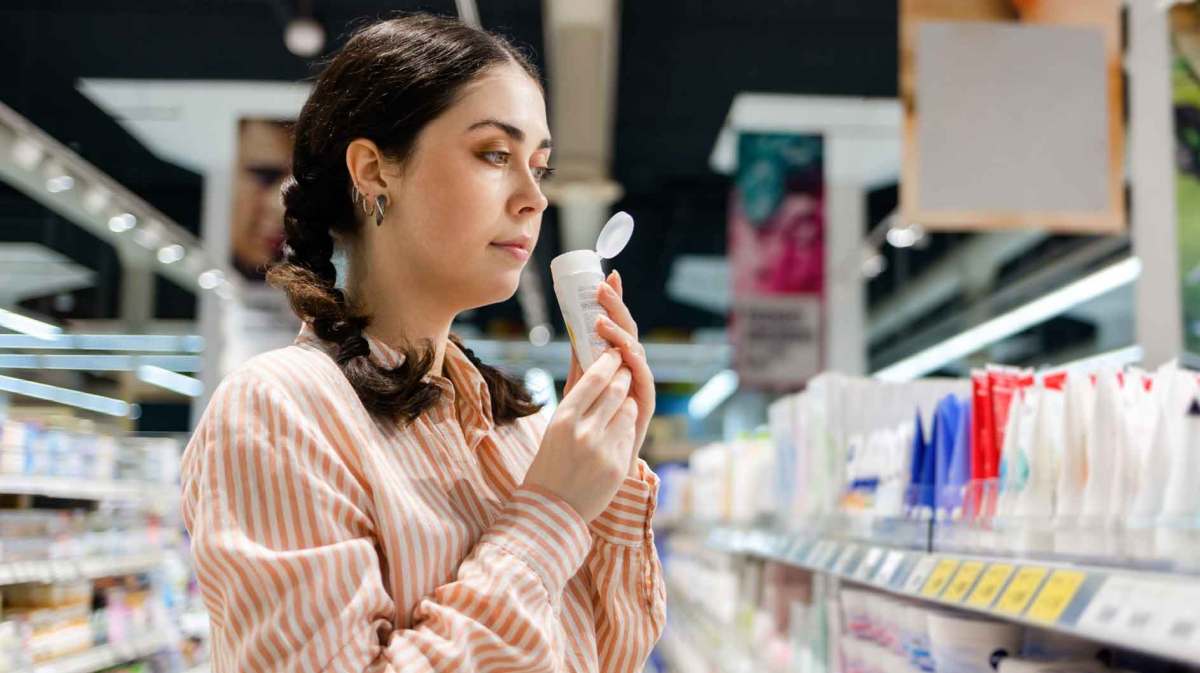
xmin=294 ymin=323 xmax=494 ymax=435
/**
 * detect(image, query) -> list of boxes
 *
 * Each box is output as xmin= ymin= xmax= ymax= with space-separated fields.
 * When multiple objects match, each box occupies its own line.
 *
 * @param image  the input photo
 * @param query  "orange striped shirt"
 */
xmin=181 ymin=323 xmax=665 ymax=673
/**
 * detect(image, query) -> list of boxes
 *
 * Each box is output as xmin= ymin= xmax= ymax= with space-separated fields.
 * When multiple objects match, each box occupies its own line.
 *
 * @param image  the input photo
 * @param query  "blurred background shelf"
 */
xmin=0 ymin=475 xmax=175 ymax=504
xmin=0 ymin=552 xmax=164 ymax=586
xmin=26 ymin=631 xmax=170 ymax=673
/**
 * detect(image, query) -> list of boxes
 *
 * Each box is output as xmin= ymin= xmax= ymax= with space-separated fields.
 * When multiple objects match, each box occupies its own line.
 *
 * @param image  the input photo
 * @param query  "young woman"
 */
xmin=181 ymin=14 xmax=664 ymax=673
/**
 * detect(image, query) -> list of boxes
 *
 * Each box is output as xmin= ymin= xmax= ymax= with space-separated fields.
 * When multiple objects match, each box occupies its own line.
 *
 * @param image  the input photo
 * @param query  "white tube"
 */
xmin=550 ymin=250 xmax=609 ymax=369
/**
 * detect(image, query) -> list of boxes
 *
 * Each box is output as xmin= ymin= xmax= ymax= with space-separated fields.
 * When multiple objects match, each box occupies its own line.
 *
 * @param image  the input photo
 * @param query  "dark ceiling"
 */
xmin=0 ymin=0 xmax=900 ymax=338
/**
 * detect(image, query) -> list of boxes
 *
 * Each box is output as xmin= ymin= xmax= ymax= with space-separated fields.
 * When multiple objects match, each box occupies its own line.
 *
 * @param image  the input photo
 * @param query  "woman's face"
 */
xmin=371 ymin=62 xmax=551 ymax=314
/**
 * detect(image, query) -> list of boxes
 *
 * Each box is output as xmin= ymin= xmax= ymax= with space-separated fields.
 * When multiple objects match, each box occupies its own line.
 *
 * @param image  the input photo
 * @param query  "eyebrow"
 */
xmin=467 ymin=119 xmax=552 ymax=150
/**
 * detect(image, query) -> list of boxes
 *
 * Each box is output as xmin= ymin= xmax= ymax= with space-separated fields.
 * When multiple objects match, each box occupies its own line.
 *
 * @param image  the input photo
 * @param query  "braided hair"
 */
xmin=266 ymin=14 xmax=540 ymax=424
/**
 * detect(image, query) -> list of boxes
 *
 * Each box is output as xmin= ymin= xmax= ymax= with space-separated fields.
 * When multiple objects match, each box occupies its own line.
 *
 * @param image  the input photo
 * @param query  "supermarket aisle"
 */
xmin=4 ymin=1 xmax=1200 ymax=672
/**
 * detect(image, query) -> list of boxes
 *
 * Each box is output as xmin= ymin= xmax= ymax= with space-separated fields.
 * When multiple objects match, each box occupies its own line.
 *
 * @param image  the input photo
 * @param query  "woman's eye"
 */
xmin=533 ymin=166 xmax=557 ymax=183
xmin=481 ymin=151 xmax=510 ymax=166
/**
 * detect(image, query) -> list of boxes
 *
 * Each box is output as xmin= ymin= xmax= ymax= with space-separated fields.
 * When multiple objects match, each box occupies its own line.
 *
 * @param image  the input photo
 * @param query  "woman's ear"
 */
xmin=346 ymin=138 xmax=390 ymax=197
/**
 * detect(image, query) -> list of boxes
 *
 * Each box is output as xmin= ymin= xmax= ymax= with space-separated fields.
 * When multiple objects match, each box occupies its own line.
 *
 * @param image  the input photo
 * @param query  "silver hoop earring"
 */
xmin=352 ymin=187 xmax=372 ymax=217
xmin=375 ymin=195 xmax=388 ymax=226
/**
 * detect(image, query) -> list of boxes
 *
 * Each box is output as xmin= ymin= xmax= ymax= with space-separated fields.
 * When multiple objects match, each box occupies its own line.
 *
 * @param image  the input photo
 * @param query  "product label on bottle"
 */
xmin=576 ymin=282 xmax=609 ymax=359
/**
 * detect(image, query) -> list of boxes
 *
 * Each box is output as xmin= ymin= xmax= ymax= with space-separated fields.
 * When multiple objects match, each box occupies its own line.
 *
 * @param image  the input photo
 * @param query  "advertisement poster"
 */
xmin=729 ymin=133 xmax=824 ymax=388
xmin=1172 ymin=5 xmax=1200 ymax=353
xmin=231 ymin=118 xmax=293 ymax=280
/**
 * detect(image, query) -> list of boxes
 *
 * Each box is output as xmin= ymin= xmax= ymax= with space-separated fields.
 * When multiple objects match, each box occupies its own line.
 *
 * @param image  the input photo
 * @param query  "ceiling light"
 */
xmin=0 ymin=354 xmax=201 ymax=372
xmin=688 ymin=368 xmax=739 ymax=419
xmin=285 ymin=18 xmax=326 ymax=57
xmin=198 ymin=269 xmax=224 ymax=290
xmin=83 ymin=187 xmax=111 ymax=214
xmin=861 ymin=249 xmax=887 ymax=279
xmin=0 ymin=333 xmax=204 ymax=352
xmin=528 ymin=324 xmax=551 ymax=347
xmin=0 ymin=374 xmax=130 ymax=417
xmin=11 ymin=138 xmax=43 ymax=170
xmin=156 ymin=244 xmax=185 ymax=265
xmin=873 ymin=256 xmax=1143 ymax=381
xmin=132 ymin=226 xmax=160 ymax=249
xmin=886 ymin=223 xmax=924 ymax=249
xmin=44 ymin=167 xmax=74 ymax=193
xmin=137 ymin=365 xmax=204 ymax=397
xmin=108 ymin=213 xmax=136 ymax=233
xmin=0 ymin=308 xmax=62 ymax=341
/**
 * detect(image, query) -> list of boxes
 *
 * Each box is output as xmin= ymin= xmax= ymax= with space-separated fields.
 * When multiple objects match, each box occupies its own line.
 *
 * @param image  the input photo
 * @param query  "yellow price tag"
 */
xmin=942 ymin=560 xmax=986 ymax=603
xmin=1026 ymin=570 xmax=1087 ymax=623
xmin=967 ymin=564 xmax=1015 ymax=609
xmin=921 ymin=559 xmax=961 ymax=598
xmin=995 ymin=566 xmax=1049 ymax=616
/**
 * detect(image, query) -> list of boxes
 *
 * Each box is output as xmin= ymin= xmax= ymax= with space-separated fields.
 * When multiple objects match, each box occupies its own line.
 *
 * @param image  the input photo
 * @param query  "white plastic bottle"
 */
xmin=550 ymin=211 xmax=635 ymax=369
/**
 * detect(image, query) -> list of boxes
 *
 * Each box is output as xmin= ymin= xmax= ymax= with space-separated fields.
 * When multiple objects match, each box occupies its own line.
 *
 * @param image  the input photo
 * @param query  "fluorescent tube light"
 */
xmin=0 ymin=308 xmax=62 ymax=340
xmin=874 ymin=257 xmax=1143 ymax=382
xmin=136 ymin=365 xmax=204 ymax=397
xmin=688 ymin=368 xmax=739 ymax=419
xmin=0 ymin=374 xmax=131 ymax=417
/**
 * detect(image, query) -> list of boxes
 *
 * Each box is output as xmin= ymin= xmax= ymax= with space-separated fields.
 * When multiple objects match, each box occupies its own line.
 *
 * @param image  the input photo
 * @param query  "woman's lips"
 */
xmin=490 ymin=242 xmax=531 ymax=261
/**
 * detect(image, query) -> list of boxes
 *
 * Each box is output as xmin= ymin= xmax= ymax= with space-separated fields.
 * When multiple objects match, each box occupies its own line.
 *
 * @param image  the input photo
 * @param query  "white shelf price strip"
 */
xmin=0 ymin=475 xmax=176 ymax=503
xmin=0 ymin=553 xmax=163 ymax=586
xmin=874 ymin=550 xmax=907 ymax=586
xmin=854 ymin=547 xmax=885 ymax=582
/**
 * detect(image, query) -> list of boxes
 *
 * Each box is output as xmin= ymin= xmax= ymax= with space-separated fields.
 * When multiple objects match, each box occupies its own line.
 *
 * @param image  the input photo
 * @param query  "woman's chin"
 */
xmin=467 ymin=274 xmax=523 ymax=309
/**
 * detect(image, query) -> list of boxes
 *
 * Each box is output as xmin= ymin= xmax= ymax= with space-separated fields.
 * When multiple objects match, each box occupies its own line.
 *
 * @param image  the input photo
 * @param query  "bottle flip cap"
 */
xmin=596 ymin=211 xmax=634 ymax=259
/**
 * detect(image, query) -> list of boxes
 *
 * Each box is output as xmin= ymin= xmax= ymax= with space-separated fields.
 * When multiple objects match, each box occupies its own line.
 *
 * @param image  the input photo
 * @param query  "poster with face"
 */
xmin=729 ymin=133 xmax=825 ymax=389
xmin=231 ymin=118 xmax=293 ymax=280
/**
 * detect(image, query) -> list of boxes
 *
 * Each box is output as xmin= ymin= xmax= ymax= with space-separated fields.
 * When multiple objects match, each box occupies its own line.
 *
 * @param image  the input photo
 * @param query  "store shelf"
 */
xmin=661 ymin=579 xmax=756 ymax=673
xmin=0 ymin=552 xmax=164 ymax=586
xmin=25 ymin=631 xmax=170 ymax=673
xmin=704 ymin=526 xmax=1200 ymax=665
xmin=0 ymin=475 xmax=175 ymax=503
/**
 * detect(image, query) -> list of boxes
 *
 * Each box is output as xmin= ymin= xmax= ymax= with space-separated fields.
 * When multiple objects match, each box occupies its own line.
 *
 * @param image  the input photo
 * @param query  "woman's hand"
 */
xmin=523 ymin=350 xmax=638 ymax=522
xmin=596 ymin=271 xmax=656 ymax=471
xmin=562 ymin=270 xmax=656 ymax=474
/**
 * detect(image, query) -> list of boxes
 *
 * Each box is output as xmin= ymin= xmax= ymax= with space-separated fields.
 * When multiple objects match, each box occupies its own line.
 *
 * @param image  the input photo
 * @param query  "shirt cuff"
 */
xmin=589 ymin=461 xmax=659 ymax=546
xmin=481 ymin=485 xmax=591 ymax=597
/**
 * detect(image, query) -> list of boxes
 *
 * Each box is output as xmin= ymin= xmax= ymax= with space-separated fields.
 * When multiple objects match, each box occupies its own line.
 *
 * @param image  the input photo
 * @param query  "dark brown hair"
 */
xmin=267 ymin=13 xmax=541 ymax=425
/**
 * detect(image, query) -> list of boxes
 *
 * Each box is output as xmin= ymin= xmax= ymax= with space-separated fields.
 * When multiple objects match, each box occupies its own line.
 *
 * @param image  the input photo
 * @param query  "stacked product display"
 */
xmin=657 ymin=363 xmax=1200 ymax=673
xmin=0 ymin=412 xmax=206 ymax=673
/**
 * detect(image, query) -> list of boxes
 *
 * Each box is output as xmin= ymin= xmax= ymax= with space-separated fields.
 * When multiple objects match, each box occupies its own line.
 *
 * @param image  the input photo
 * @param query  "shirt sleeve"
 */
xmin=585 ymin=459 xmax=667 ymax=673
xmin=181 ymin=372 xmax=592 ymax=673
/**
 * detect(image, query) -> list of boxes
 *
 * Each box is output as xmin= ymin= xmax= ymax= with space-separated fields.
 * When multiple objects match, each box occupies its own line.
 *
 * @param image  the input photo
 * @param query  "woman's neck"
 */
xmin=365 ymin=299 xmax=454 ymax=376
xmin=347 ymin=263 xmax=456 ymax=376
